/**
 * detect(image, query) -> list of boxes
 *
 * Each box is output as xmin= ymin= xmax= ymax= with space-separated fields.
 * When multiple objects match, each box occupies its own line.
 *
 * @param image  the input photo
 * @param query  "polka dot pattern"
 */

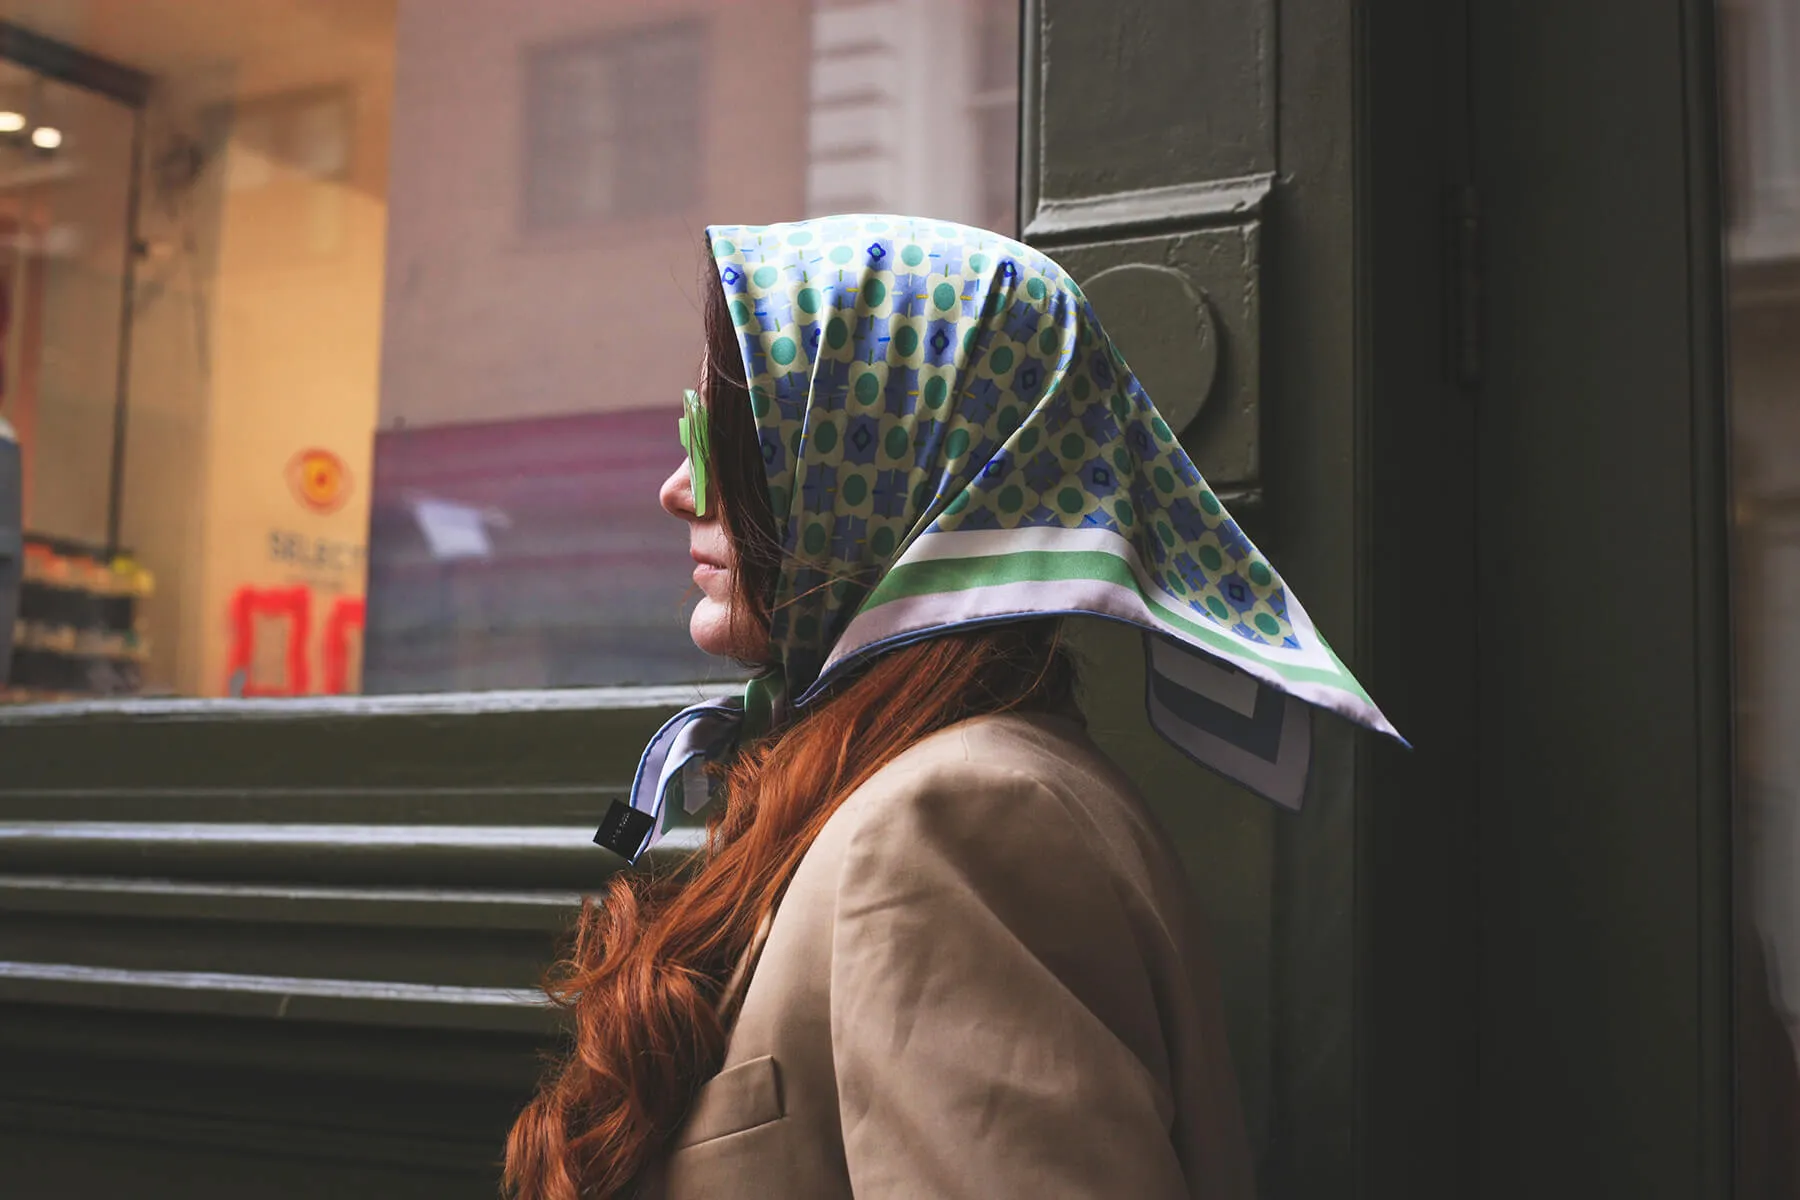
xmin=709 ymin=214 xmax=1299 ymax=693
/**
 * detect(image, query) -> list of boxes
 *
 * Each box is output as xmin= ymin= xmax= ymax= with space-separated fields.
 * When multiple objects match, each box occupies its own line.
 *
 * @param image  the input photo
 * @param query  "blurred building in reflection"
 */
xmin=0 ymin=0 xmax=1019 ymax=699
xmin=368 ymin=0 xmax=1016 ymax=692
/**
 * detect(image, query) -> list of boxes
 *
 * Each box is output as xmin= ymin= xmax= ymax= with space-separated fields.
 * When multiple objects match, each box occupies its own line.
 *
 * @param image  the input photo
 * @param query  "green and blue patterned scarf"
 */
xmin=596 ymin=215 xmax=1400 ymax=862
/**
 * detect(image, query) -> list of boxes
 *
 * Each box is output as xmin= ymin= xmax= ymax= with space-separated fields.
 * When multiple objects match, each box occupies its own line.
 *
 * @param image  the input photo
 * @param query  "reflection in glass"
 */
xmin=367 ymin=0 xmax=1021 ymax=694
xmin=0 ymin=59 xmax=139 ymax=701
xmin=0 ymin=0 xmax=1020 ymax=702
xmin=1722 ymin=0 xmax=1800 ymax=1193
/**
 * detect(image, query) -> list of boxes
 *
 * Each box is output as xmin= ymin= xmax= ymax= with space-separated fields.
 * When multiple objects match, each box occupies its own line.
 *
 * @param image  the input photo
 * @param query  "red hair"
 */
xmin=504 ymin=259 xmax=1075 ymax=1200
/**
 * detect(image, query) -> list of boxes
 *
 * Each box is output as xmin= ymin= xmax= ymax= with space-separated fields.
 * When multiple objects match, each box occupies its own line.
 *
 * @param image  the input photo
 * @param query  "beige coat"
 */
xmin=646 ymin=711 xmax=1254 ymax=1199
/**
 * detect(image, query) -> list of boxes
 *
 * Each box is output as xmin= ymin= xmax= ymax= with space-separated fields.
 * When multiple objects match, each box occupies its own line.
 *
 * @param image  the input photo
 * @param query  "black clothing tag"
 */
xmin=594 ymin=800 xmax=654 ymax=859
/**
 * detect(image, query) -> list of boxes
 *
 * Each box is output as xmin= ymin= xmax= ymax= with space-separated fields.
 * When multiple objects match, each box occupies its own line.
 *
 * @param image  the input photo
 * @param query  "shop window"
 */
xmin=522 ymin=20 xmax=704 ymax=229
xmin=0 ymin=53 xmax=138 ymax=701
xmin=0 ymin=0 xmax=1020 ymax=705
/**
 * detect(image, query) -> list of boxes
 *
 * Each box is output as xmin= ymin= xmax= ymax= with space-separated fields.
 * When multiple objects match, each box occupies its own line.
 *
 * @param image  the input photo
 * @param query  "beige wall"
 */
xmin=189 ymin=77 xmax=390 ymax=697
xmin=119 ymin=93 xmax=227 ymax=695
xmin=378 ymin=0 xmax=811 ymax=430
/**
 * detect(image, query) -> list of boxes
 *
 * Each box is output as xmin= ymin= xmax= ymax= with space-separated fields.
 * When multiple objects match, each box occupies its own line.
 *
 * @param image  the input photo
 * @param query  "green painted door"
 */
xmin=1466 ymin=0 xmax=1733 ymax=1195
xmin=1021 ymin=1 xmax=1430 ymax=1191
xmin=1025 ymin=1 xmax=1736 ymax=1197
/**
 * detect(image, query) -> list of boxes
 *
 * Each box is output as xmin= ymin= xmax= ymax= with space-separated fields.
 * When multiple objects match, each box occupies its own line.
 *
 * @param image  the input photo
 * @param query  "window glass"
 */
xmin=1720 ymin=0 xmax=1800 ymax=1191
xmin=0 ymin=0 xmax=1020 ymax=702
xmin=1 ymin=60 xmax=137 ymax=698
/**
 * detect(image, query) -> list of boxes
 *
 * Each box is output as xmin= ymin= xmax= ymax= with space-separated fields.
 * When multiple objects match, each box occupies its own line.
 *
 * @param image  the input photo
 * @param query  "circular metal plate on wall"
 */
xmin=1079 ymin=263 xmax=1219 ymax=433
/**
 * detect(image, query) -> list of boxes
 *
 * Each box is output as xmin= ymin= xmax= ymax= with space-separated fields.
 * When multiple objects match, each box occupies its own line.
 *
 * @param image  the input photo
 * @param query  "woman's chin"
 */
xmin=689 ymin=600 xmax=738 ymax=658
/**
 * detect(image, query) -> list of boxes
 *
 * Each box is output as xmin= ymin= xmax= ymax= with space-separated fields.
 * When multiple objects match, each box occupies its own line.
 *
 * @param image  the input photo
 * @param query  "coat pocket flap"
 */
xmin=673 ymin=1055 xmax=784 ymax=1148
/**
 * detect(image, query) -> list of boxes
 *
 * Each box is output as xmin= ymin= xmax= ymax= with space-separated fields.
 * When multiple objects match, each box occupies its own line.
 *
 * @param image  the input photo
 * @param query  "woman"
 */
xmin=506 ymin=216 xmax=1398 ymax=1199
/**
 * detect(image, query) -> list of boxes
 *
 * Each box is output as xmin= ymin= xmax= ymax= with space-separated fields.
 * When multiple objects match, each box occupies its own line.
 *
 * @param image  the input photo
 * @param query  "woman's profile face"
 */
xmin=661 ymin=350 xmax=768 ymax=662
xmin=658 ymin=447 xmax=746 ymax=658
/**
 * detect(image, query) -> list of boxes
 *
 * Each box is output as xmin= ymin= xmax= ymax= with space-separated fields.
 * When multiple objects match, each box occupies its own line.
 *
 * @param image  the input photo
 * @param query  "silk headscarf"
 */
xmin=596 ymin=215 xmax=1401 ymax=862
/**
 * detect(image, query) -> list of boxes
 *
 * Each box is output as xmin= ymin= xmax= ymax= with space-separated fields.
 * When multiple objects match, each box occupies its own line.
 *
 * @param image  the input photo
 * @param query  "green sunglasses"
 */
xmin=679 ymin=388 xmax=711 ymax=516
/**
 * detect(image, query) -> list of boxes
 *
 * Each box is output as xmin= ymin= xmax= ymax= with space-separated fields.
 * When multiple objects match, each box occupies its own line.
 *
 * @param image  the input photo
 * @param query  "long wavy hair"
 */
xmin=504 ymin=257 xmax=1077 ymax=1200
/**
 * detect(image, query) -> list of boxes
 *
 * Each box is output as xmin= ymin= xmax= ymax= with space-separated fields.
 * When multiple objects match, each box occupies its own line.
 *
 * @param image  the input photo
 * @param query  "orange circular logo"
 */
xmin=288 ymin=448 xmax=351 ymax=514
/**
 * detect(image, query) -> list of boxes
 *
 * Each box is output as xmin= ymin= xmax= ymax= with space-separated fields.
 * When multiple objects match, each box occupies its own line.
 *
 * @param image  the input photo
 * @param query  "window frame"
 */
xmin=0 ymin=22 xmax=147 ymax=556
xmin=518 ymin=17 xmax=708 ymax=233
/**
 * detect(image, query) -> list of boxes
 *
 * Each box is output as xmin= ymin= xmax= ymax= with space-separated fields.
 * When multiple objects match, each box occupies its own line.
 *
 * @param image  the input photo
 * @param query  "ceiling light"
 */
xmin=0 ymin=112 xmax=23 ymax=134
xmin=30 ymin=126 xmax=61 ymax=150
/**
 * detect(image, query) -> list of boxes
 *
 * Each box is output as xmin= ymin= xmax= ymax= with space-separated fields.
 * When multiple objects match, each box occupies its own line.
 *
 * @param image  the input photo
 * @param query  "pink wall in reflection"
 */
xmin=377 ymin=0 xmax=811 ymax=431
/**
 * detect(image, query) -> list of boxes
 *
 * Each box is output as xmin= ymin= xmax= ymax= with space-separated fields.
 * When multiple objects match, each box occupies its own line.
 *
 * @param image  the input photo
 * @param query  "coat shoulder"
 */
xmin=815 ymin=710 xmax=1180 ymax=898
xmin=851 ymin=710 xmax=1139 ymax=811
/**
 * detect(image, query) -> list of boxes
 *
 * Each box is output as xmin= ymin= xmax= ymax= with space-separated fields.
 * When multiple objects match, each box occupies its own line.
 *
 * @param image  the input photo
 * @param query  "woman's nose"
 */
xmin=659 ymin=459 xmax=696 ymax=520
